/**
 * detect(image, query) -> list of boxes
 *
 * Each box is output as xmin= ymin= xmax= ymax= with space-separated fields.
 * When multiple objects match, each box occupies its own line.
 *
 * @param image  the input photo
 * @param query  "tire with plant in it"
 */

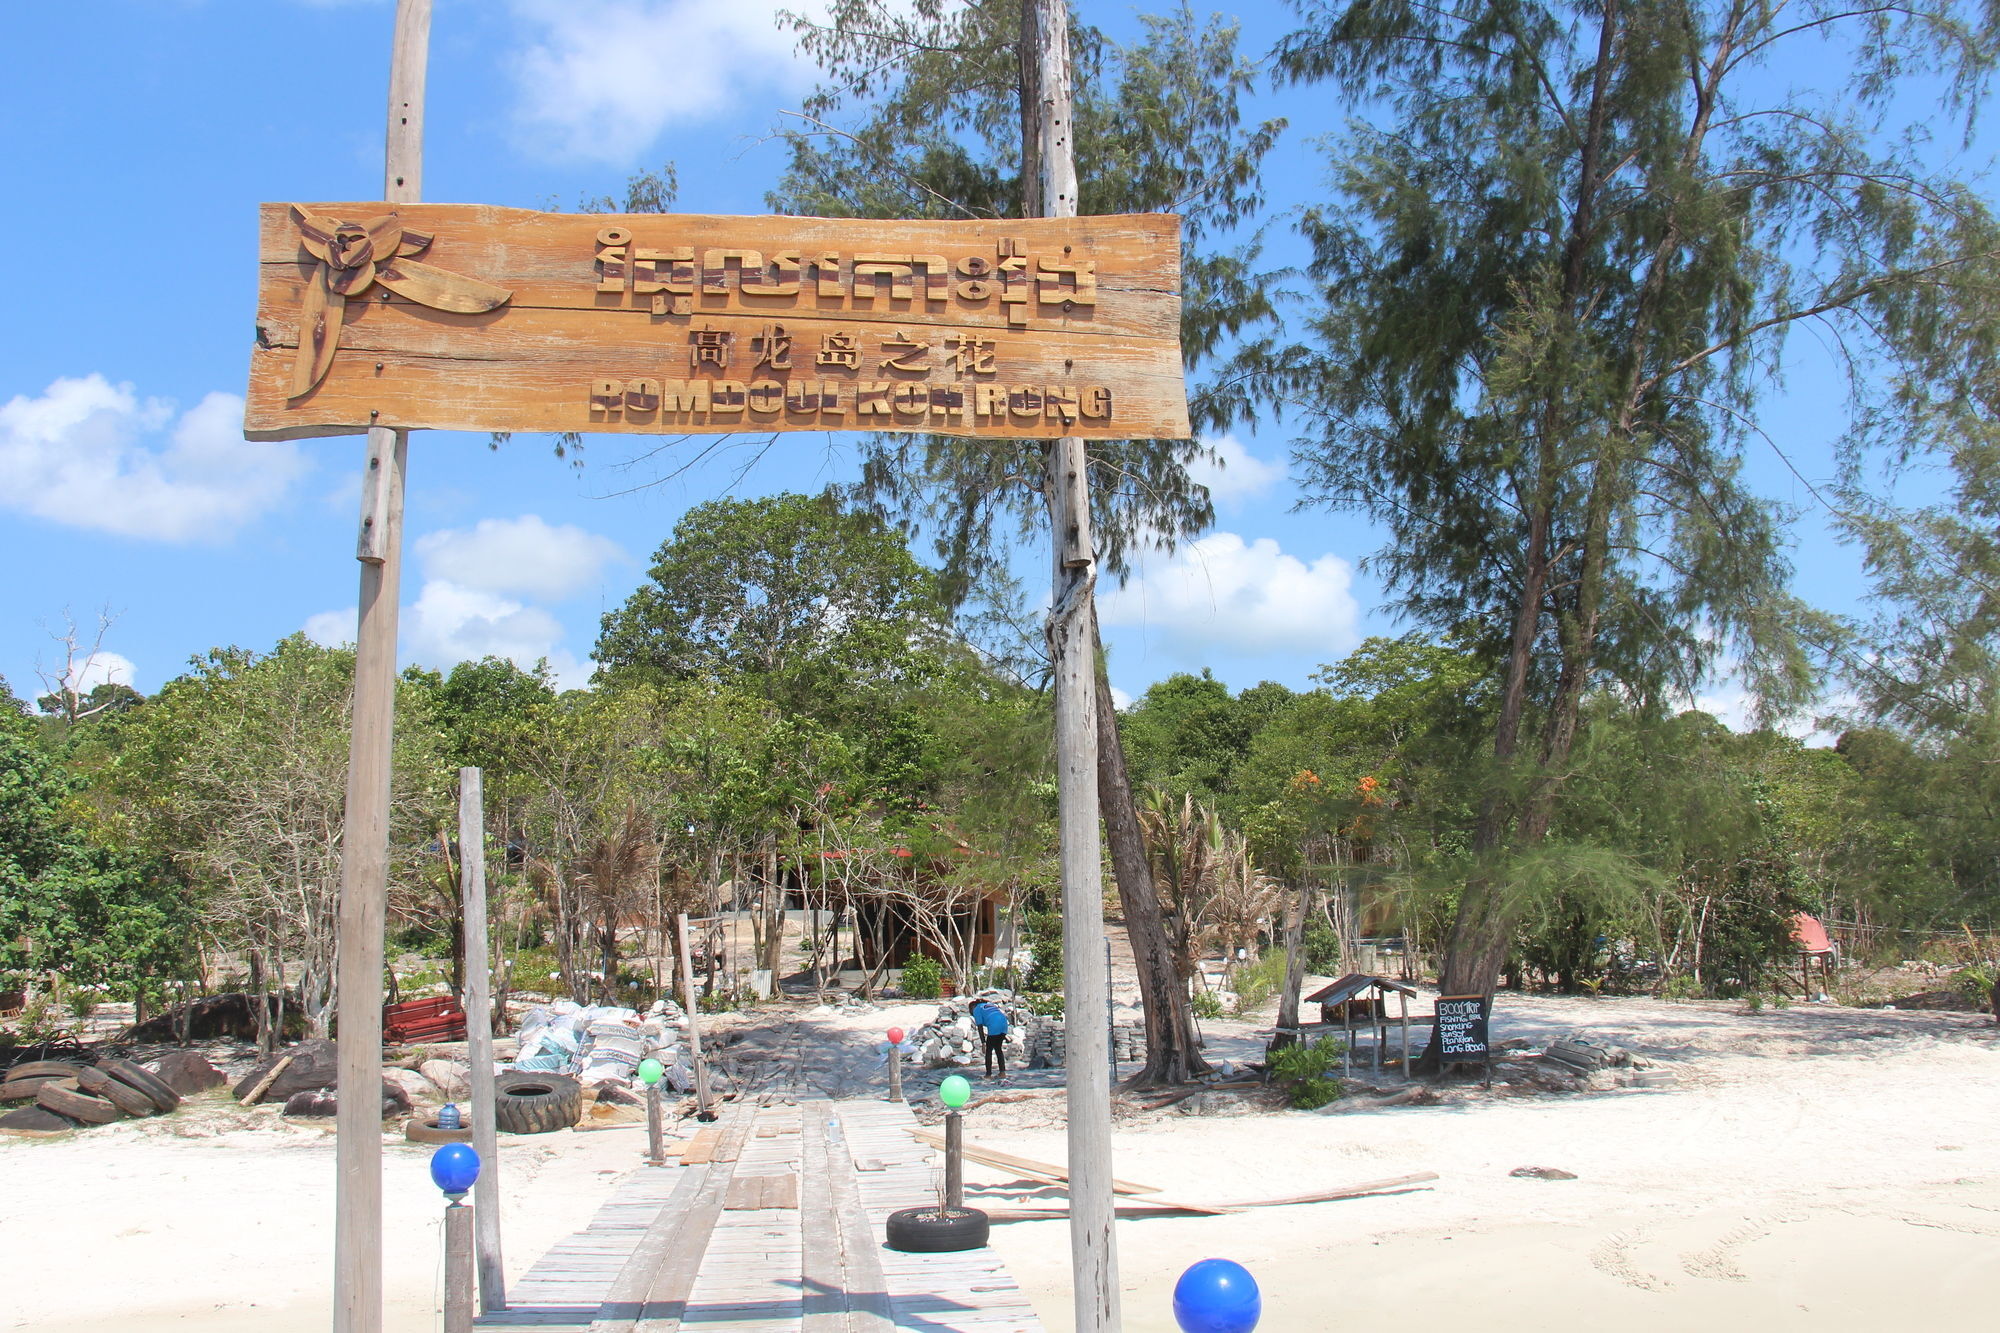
xmin=492 ymin=1071 xmax=581 ymax=1135
xmin=884 ymin=1206 xmax=989 ymax=1253
xmin=97 ymin=1056 xmax=182 ymax=1113
xmin=405 ymin=1115 xmax=475 ymax=1145
xmin=37 ymin=1082 xmax=124 ymax=1126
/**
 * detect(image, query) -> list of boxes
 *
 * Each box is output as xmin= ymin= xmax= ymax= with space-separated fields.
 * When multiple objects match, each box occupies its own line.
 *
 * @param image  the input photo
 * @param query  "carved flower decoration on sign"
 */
xmin=288 ymin=204 xmax=514 ymax=399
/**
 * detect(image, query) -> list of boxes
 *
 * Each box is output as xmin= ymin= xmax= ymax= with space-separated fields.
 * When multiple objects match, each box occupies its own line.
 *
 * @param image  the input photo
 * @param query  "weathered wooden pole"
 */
xmin=458 ymin=767 xmax=505 ymax=1312
xmin=442 ymin=1198 xmax=474 ymax=1333
xmin=1030 ymin=1 xmax=1120 ymax=1327
xmin=675 ymin=912 xmax=715 ymax=1120
xmin=334 ymin=5 xmax=428 ymax=1331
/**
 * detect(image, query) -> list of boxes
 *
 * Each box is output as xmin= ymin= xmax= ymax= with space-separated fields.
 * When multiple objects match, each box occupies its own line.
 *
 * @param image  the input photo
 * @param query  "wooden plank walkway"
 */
xmin=475 ymin=1098 xmax=1044 ymax=1332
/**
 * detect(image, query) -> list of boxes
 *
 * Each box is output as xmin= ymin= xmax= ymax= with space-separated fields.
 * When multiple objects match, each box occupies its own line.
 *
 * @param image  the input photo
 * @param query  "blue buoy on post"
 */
xmin=1173 ymin=1258 xmax=1261 ymax=1333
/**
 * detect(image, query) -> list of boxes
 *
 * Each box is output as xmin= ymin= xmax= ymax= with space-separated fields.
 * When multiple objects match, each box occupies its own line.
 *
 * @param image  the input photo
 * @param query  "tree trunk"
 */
xmin=1272 ymin=883 xmax=1315 ymax=1051
xmin=1091 ymin=614 xmax=1210 ymax=1086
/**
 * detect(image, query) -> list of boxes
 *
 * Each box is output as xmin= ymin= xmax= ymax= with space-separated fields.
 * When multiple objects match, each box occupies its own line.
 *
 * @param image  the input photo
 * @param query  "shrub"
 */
xmin=1023 ymin=991 xmax=1065 ymax=1016
xmin=1190 ymin=988 xmax=1224 ymax=1019
xmin=1954 ymin=962 xmax=1996 ymax=1005
xmin=1268 ymin=1033 xmax=1345 ymax=1109
xmin=1022 ymin=909 xmax=1063 ymax=991
xmin=1231 ymin=949 xmax=1288 ymax=1015
xmin=901 ymin=953 xmax=943 ymax=999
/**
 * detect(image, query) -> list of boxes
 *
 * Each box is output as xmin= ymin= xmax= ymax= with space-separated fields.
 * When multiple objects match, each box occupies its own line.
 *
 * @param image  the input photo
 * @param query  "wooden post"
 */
xmin=944 ymin=1110 xmax=965 ymax=1212
xmin=334 ymin=7 xmax=427 ymax=1332
xmin=645 ymin=1082 xmax=665 ymax=1167
xmin=1031 ymin=2 xmax=1119 ymax=1327
xmin=1399 ymin=990 xmax=1411 ymax=1077
xmin=442 ymin=1200 xmax=474 ymax=1333
xmin=458 ymin=768 xmax=504 ymax=1312
xmin=887 ymin=1038 xmax=904 ymax=1104
xmin=675 ymin=913 xmax=714 ymax=1120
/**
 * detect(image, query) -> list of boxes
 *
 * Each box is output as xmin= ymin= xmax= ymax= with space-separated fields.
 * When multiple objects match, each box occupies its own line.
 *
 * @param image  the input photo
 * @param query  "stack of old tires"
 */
xmin=0 ymin=1057 xmax=182 ymax=1136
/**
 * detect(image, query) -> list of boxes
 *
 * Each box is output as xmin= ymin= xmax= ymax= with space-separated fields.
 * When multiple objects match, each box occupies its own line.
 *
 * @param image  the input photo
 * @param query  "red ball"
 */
xmin=887 ymin=1027 xmax=905 ymax=1045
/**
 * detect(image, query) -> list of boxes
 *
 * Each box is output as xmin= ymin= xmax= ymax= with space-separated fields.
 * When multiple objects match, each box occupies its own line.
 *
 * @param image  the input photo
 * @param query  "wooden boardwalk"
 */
xmin=476 ymin=1099 xmax=1044 ymax=1332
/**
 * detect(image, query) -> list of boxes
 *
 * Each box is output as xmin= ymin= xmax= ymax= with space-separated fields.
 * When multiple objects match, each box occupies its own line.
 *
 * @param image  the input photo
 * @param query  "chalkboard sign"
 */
xmin=1435 ymin=994 xmax=1490 ymax=1059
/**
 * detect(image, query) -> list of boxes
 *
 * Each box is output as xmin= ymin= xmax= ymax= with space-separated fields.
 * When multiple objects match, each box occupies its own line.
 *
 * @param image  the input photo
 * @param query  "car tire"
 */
xmin=98 ymin=1057 xmax=182 ymax=1113
xmin=884 ymin=1205 xmax=990 ymax=1253
xmin=0 ymin=1105 xmax=80 ymax=1137
xmin=492 ymin=1071 xmax=581 ymax=1135
xmin=5 ymin=1060 xmax=85 ymax=1082
xmin=37 ymin=1082 xmax=124 ymax=1126
xmin=77 ymin=1067 xmax=158 ymax=1118
xmin=0 ymin=1075 xmax=72 ymax=1103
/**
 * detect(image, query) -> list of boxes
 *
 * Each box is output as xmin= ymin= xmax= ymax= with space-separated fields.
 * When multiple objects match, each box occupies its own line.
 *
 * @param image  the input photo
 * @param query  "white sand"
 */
xmin=974 ymin=995 xmax=2000 ymax=1331
xmin=6 ymin=992 xmax=1996 ymax=1331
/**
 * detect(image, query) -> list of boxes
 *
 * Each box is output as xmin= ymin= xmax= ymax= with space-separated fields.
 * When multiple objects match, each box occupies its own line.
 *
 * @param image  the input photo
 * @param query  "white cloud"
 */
xmin=306 ymin=580 xmax=592 ymax=689
xmin=0 ymin=376 xmax=308 ymax=542
xmin=1187 ymin=433 xmax=1284 ymax=505
xmin=1684 ymin=667 xmax=1850 ymax=747
xmin=1099 ymin=532 xmax=1360 ymax=661
xmin=63 ymin=650 xmax=136 ymax=694
xmin=415 ymin=515 xmax=625 ymax=602
xmin=506 ymin=0 xmax=813 ymax=162
xmin=1109 ymin=685 xmax=1134 ymax=712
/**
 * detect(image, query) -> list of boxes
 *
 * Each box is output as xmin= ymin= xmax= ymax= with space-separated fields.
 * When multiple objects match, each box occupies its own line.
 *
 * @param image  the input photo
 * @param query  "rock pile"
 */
xmin=1024 ymin=1015 xmax=1144 ymax=1068
xmin=901 ymin=991 xmax=1032 ymax=1069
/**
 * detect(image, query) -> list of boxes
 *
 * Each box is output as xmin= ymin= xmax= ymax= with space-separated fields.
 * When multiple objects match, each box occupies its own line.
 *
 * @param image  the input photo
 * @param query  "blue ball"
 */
xmin=429 ymin=1142 xmax=481 ymax=1196
xmin=1173 ymin=1258 xmax=1261 ymax=1333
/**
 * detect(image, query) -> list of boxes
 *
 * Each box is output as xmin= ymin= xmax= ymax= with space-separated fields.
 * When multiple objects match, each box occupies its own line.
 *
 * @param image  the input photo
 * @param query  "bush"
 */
xmin=1190 ymin=988 xmax=1224 ymax=1019
xmin=1954 ymin=962 xmax=1996 ymax=1005
xmin=1022 ymin=909 xmax=1063 ymax=992
xmin=901 ymin=953 xmax=943 ymax=999
xmin=1268 ymin=1033 xmax=1345 ymax=1109
xmin=1301 ymin=918 xmax=1342 ymax=974
xmin=1231 ymin=949 xmax=1288 ymax=1015
xmin=1023 ymin=991 xmax=1065 ymax=1016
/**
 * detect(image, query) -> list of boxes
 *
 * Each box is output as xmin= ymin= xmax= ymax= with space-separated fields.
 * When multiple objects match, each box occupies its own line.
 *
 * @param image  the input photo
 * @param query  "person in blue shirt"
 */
xmin=970 ymin=1000 xmax=1010 ymax=1078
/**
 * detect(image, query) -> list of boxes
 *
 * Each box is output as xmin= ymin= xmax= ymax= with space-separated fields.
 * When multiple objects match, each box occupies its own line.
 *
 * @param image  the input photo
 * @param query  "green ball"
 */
xmin=637 ymin=1058 xmax=665 ymax=1086
xmin=939 ymin=1074 xmax=972 ymax=1108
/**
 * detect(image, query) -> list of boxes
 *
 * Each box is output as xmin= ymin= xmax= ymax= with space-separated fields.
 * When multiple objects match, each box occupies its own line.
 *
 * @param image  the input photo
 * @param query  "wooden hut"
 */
xmin=1303 ymin=974 xmax=1418 ymax=1076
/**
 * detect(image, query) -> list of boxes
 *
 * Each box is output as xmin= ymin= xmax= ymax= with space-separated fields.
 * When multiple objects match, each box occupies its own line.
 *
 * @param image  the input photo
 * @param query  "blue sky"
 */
xmin=0 ymin=0 xmax=1956 ymax=726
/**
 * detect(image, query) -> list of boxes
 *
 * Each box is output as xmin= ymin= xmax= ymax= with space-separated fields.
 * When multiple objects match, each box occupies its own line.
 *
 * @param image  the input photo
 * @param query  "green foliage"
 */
xmin=1267 ymin=1034 xmax=1345 ymax=1110
xmin=1955 ymin=963 xmax=1998 ymax=1005
xmin=1230 ymin=949 xmax=1288 ymax=1015
xmin=900 ymin=953 xmax=944 ymax=1000
xmin=772 ymin=1 xmax=1280 ymax=611
xmin=1022 ymin=908 xmax=1064 ymax=992
xmin=1300 ymin=917 xmax=1342 ymax=975
xmin=1022 ymin=991 xmax=1066 ymax=1017
xmin=1189 ymin=988 xmax=1223 ymax=1020
xmin=0 ymin=678 xmax=198 ymax=1004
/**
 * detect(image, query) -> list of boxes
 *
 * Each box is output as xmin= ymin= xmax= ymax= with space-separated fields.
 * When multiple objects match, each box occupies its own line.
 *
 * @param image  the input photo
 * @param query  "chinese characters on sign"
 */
xmin=245 ymin=206 xmax=1187 ymax=442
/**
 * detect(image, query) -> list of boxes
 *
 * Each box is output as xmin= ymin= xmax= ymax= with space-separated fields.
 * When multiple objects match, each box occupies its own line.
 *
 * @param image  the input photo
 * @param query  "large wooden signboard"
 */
xmin=244 ymin=204 xmax=1188 ymax=442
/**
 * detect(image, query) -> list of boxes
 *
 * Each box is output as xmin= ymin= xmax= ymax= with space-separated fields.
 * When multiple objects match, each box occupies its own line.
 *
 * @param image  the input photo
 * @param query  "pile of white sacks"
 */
xmin=511 ymin=997 xmax=699 ymax=1092
xmin=899 ymin=990 xmax=1033 ymax=1069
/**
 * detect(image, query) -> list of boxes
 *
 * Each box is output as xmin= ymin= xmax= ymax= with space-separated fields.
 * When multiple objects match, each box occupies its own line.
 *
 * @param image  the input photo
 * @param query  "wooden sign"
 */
xmin=1434 ymin=994 xmax=1490 ymax=1061
xmin=245 ymin=204 xmax=1189 ymax=442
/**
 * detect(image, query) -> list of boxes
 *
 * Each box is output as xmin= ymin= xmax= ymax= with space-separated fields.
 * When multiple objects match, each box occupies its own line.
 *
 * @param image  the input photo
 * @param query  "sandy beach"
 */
xmin=5 ymin=987 xmax=1996 ymax=1331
